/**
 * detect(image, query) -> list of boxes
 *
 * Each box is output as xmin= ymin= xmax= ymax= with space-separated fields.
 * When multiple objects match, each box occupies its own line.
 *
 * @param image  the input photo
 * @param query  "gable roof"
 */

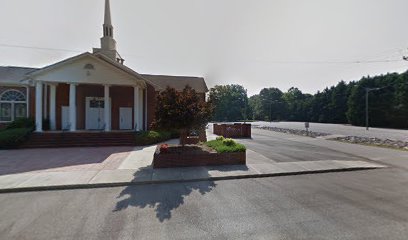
xmin=27 ymin=52 xmax=145 ymax=86
xmin=0 ymin=53 xmax=208 ymax=93
xmin=0 ymin=66 xmax=38 ymax=84
xmin=142 ymin=74 xmax=208 ymax=93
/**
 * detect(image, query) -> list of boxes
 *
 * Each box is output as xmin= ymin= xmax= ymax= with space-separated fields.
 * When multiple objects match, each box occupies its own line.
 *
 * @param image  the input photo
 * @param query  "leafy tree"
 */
xmin=282 ymin=87 xmax=307 ymax=121
xmin=329 ymin=81 xmax=349 ymax=123
xmin=248 ymin=94 xmax=262 ymax=120
xmin=210 ymin=70 xmax=408 ymax=129
xmin=393 ymin=72 xmax=408 ymax=128
xmin=152 ymin=86 xmax=212 ymax=144
xmin=259 ymin=88 xmax=285 ymax=121
xmin=347 ymin=78 xmax=369 ymax=126
xmin=208 ymin=84 xmax=248 ymax=121
xmin=346 ymin=73 xmax=402 ymax=127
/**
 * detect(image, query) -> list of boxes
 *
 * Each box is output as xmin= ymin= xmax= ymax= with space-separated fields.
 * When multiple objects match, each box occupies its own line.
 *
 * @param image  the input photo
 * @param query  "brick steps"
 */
xmin=21 ymin=132 xmax=137 ymax=148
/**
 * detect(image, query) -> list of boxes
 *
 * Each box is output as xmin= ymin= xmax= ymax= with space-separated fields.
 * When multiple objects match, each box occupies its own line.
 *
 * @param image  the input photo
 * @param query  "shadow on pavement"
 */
xmin=114 ymin=164 xmax=249 ymax=222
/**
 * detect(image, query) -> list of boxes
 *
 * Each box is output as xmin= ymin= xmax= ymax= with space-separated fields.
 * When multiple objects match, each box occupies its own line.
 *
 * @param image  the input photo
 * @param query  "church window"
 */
xmin=0 ymin=90 xmax=27 ymax=122
xmin=84 ymin=64 xmax=95 ymax=70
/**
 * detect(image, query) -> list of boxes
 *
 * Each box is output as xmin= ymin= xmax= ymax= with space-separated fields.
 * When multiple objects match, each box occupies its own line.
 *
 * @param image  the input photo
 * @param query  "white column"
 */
xmin=43 ymin=84 xmax=48 ymax=119
xmin=104 ymin=85 xmax=111 ymax=131
xmin=134 ymin=86 xmax=140 ymax=131
xmin=35 ymin=82 xmax=43 ymax=132
xmin=144 ymin=88 xmax=147 ymax=130
xmin=26 ymin=86 xmax=30 ymax=118
xmin=69 ymin=84 xmax=77 ymax=131
xmin=138 ymin=88 xmax=144 ymax=131
xmin=49 ymin=84 xmax=57 ymax=130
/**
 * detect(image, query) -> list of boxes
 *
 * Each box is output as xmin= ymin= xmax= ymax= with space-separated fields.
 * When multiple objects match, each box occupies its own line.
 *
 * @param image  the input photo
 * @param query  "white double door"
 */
xmin=119 ymin=107 xmax=133 ymax=130
xmin=61 ymin=97 xmax=132 ymax=131
xmin=86 ymin=97 xmax=110 ymax=130
xmin=84 ymin=97 xmax=133 ymax=130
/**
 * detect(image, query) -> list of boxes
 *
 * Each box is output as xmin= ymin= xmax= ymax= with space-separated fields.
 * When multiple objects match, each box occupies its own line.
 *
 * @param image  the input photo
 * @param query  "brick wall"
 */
xmin=56 ymin=84 xmax=70 ymax=130
xmin=213 ymin=123 xmax=252 ymax=138
xmin=110 ymin=86 xmax=134 ymax=130
xmin=146 ymin=84 xmax=157 ymax=130
xmin=153 ymin=146 xmax=246 ymax=168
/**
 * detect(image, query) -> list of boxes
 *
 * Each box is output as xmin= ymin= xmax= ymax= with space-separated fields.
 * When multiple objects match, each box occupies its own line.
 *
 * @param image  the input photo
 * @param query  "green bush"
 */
xmin=222 ymin=138 xmax=235 ymax=146
xmin=134 ymin=130 xmax=173 ymax=146
xmin=6 ymin=118 xmax=35 ymax=130
xmin=205 ymin=138 xmax=246 ymax=153
xmin=216 ymin=136 xmax=225 ymax=141
xmin=0 ymin=128 xmax=33 ymax=149
xmin=169 ymin=129 xmax=180 ymax=139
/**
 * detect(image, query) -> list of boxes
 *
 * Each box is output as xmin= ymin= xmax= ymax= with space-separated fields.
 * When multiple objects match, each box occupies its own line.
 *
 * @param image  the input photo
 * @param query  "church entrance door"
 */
xmin=85 ymin=97 xmax=110 ymax=130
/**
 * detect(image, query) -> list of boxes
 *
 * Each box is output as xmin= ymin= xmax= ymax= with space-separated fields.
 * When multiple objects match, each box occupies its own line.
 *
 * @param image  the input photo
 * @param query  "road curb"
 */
xmin=0 ymin=167 xmax=381 ymax=194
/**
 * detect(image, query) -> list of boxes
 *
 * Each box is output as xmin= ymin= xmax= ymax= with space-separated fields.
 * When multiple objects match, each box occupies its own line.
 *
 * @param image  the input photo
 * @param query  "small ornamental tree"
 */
xmin=152 ymin=86 xmax=213 ymax=145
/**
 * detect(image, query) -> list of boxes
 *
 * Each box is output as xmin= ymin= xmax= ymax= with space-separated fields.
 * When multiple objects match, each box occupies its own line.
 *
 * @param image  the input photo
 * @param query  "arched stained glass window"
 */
xmin=1 ymin=90 xmax=26 ymax=102
xmin=0 ymin=90 xmax=27 ymax=122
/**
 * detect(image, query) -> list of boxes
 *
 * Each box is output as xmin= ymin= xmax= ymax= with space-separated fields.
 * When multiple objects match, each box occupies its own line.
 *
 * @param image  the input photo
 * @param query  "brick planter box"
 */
xmin=184 ymin=136 xmax=200 ymax=145
xmin=213 ymin=123 xmax=251 ymax=138
xmin=153 ymin=146 xmax=246 ymax=168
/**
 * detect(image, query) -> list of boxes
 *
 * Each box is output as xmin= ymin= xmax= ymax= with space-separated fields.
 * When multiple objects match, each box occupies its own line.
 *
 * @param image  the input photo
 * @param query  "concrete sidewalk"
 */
xmin=0 ymin=136 xmax=386 ymax=193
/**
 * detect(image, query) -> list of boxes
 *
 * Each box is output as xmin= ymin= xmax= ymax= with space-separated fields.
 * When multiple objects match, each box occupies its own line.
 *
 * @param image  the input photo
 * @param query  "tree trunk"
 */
xmin=179 ymin=129 xmax=188 ymax=147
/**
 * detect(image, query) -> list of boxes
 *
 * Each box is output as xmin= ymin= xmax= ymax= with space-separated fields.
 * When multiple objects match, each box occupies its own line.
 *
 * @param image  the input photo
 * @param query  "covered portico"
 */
xmin=28 ymin=53 xmax=147 ymax=132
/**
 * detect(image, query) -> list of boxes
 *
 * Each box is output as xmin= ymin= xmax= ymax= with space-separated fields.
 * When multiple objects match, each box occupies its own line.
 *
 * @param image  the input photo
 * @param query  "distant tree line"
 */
xmin=208 ymin=71 xmax=408 ymax=129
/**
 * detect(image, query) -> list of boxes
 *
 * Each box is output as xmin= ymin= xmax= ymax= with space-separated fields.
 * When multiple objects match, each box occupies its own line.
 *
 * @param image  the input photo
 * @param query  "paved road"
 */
xmin=237 ymin=128 xmax=364 ymax=163
xmin=252 ymin=121 xmax=408 ymax=142
xmin=1 ymin=167 xmax=407 ymax=240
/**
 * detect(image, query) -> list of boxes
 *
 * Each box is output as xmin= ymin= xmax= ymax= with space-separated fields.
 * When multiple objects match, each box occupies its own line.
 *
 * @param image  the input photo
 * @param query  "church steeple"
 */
xmin=103 ymin=0 xmax=113 ymax=37
xmin=93 ymin=0 xmax=124 ymax=64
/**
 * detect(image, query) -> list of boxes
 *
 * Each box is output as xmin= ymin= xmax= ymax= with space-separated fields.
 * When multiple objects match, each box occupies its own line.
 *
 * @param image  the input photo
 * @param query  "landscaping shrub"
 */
xmin=6 ymin=118 xmax=35 ymax=130
xmin=216 ymin=136 xmax=225 ymax=141
xmin=134 ymin=131 xmax=173 ymax=145
xmin=222 ymin=138 xmax=235 ymax=146
xmin=169 ymin=129 xmax=180 ymax=139
xmin=205 ymin=138 xmax=246 ymax=153
xmin=0 ymin=128 xmax=33 ymax=149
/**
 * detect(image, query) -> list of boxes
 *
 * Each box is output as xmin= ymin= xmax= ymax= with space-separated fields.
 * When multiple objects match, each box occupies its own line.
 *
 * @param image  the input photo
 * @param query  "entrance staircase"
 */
xmin=21 ymin=131 xmax=137 ymax=148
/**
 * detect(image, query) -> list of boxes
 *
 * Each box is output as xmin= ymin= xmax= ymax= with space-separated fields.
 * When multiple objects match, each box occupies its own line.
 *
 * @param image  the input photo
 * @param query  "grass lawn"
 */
xmin=205 ymin=137 xmax=246 ymax=153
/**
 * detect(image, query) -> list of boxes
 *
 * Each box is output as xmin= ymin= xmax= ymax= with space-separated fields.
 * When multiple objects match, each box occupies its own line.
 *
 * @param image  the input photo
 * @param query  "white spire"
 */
xmin=103 ymin=0 xmax=113 ymax=38
xmin=94 ymin=0 xmax=124 ymax=63
xmin=104 ymin=0 xmax=112 ymax=26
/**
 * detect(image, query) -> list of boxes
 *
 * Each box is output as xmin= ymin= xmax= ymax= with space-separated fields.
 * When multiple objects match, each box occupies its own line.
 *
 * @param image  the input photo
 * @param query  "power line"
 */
xmin=256 ymin=59 xmax=403 ymax=64
xmin=0 ymin=43 xmax=82 ymax=53
xmin=0 ymin=43 xmax=405 ymax=64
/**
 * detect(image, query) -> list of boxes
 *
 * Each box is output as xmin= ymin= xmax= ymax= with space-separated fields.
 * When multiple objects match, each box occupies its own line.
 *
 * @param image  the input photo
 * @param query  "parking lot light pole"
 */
xmin=268 ymin=100 xmax=280 ymax=122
